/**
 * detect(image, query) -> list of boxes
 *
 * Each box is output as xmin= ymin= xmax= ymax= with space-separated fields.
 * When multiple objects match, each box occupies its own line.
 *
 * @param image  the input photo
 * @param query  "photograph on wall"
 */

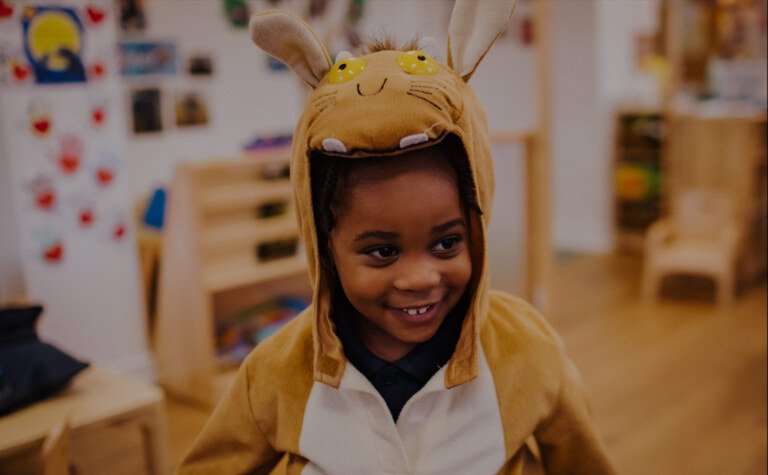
xmin=187 ymin=54 xmax=213 ymax=76
xmin=131 ymin=88 xmax=162 ymax=134
xmin=223 ymin=0 xmax=249 ymax=28
xmin=175 ymin=92 xmax=209 ymax=127
xmin=119 ymin=41 xmax=177 ymax=76
xmin=21 ymin=5 xmax=86 ymax=84
xmin=118 ymin=0 xmax=146 ymax=31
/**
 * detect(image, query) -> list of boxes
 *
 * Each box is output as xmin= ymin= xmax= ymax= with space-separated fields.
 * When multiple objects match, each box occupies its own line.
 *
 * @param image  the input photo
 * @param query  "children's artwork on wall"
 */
xmin=119 ymin=41 xmax=177 ymax=76
xmin=9 ymin=56 xmax=33 ymax=84
xmin=187 ymin=54 xmax=213 ymax=76
xmin=65 ymin=191 xmax=98 ymax=229
xmin=223 ymin=0 xmax=249 ymax=28
xmin=90 ymin=100 xmax=107 ymax=128
xmin=130 ymin=87 xmax=162 ymax=134
xmin=93 ymin=151 xmax=120 ymax=187
xmin=22 ymin=5 xmax=87 ymax=84
xmin=53 ymin=134 xmax=84 ymax=176
xmin=27 ymin=97 xmax=52 ymax=138
xmin=88 ymin=58 xmax=107 ymax=81
xmin=175 ymin=92 xmax=209 ymax=127
xmin=37 ymin=233 xmax=65 ymax=264
xmin=118 ymin=0 xmax=145 ymax=32
xmin=26 ymin=174 xmax=57 ymax=212
xmin=84 ymin=2 xmax=108 ymax=27
xmin=111 ymin=219 xmax=128 ymax=241
xmin=0 ymin=0 xmax=15 ymax=21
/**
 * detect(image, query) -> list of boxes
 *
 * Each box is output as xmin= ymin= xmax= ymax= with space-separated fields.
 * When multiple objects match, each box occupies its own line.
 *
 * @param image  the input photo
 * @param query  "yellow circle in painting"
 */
xmin=397 ymin=50 xmax=437 ymax=75
xmin=328 ymin=57 xmax=366 ymax=84
xmin=27 ymin=12 xmax=81 ymax=71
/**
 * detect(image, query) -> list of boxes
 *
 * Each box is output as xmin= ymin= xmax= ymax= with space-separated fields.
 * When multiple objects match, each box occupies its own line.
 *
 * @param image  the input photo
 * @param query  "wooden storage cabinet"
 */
xmin=668 ymin=113 xmax=767 ymax=284
xmin=613 ymin=109 xmax=667 ymax=253
xmin=155 ymin=152 xmax=311 ymax=407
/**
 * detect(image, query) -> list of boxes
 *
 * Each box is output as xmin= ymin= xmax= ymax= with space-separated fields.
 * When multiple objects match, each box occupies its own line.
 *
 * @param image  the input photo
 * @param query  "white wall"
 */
xmin=0 ymin=105 xmax=24 ymax=303
xmin=551 ymin=0 xmax=659 ymax=253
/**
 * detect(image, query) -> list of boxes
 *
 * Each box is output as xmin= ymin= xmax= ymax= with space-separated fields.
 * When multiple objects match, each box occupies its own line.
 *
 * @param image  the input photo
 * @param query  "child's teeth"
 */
xmin=404 ymin=305 xmax=430 ymax=316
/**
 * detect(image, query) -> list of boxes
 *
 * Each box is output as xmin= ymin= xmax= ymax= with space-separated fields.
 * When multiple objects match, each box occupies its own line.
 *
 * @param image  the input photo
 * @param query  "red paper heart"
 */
xmin=90 ymin=63 xmax=105 ymax=78
xmin=43 ymin=242 xmax=63 ymax=262
xmin=32 ymin=119 xmax=51 ymax=135
xmin=12 ymin=63 xmax=29 ymax=80
xmin=0 ymin=1 xmax=14 ymax=19
xmin=96 ymin=168 xmax=114 ymax=185
xmin=86 ymin=5 xmax=105 ymax=24
xmin=59 ymin=154 xmax=80 ymax=173
xmin=80 ymin=210 xmax=94 ymax=226
xmin=36 ymin=190 xmax=55 ymax=209
xmin=92 ymin=107 xmax=105 ymax=124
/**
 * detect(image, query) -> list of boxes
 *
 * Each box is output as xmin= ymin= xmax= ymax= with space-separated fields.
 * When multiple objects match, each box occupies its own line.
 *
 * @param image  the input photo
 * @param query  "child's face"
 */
xmin=329 ymin=151 xmax=472 ymax=362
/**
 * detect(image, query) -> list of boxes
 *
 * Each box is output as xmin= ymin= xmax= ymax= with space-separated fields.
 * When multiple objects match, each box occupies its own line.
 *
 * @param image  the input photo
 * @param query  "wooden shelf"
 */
xmin=154 ymin=153 xmax=312 ymax=407
xmin=198 ymin=181 xmax=293 ymax=214
xmin=203 ymin=255 xmax=307 ymax=293
xmin=201 ymin=215 xmax=297 ymax=251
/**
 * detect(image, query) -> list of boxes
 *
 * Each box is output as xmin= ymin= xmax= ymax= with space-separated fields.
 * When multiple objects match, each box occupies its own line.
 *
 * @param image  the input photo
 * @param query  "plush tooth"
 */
xmin=399 ymin=133 xmax=429 ymax=149
xmin=322 ymin=138 xmax=348 ymax=153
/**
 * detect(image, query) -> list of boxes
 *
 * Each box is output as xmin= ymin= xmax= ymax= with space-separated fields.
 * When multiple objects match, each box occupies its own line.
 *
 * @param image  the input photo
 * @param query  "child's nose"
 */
xmin=393 ymin=260 xmax=441 ymax=292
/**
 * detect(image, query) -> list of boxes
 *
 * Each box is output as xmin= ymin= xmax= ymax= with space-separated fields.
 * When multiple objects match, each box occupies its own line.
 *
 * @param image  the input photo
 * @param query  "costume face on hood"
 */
xmin=250 ymin=0 xmax=515 ymax=389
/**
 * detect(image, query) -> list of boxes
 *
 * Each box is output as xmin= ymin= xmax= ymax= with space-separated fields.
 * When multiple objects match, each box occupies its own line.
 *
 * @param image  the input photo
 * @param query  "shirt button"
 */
xmin=382 ymin=368 xmax=398 ymax=385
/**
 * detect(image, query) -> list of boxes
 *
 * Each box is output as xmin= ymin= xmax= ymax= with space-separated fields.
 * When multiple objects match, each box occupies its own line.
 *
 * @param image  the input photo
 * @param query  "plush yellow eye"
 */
xmin=328 ymin=57 xmax=367 ymax=84
xmin=397 ymin=50 xmax=437 ymax=75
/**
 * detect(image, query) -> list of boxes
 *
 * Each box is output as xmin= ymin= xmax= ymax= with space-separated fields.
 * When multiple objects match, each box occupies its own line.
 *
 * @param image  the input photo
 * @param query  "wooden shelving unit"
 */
xmin=154 ymin=151 xmax=311 ymax=407
xmin=613 ymin=108 xmax=667 ymax=254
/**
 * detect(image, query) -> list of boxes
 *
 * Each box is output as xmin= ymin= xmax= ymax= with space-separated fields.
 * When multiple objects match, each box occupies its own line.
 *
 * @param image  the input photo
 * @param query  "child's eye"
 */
xmin=328 ymin=57 xmax=367 ymax=84
xmin=366 ymin=246 xmax=399 ymax=260
xmin=397 ymin=50 xmax=437 ymax=75
xmin=433 ymin=236 xmax=463 ymax=254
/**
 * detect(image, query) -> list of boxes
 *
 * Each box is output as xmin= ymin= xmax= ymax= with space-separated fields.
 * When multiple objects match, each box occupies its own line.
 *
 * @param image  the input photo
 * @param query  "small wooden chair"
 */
xmin=641 ymin=188 xmax=740 ymax=305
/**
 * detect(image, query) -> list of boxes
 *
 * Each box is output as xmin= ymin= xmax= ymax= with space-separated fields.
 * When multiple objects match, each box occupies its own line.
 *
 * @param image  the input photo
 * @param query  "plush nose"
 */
xmin=393 ymin=258 xmax=441 ymax=293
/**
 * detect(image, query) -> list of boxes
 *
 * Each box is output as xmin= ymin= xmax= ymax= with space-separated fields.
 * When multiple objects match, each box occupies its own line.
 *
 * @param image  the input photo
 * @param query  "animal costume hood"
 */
xmin=250 ymin=0 xmax=509 ymax=391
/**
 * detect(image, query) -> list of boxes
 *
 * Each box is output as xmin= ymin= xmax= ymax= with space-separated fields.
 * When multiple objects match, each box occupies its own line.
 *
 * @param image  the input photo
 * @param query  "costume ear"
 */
xmin=447 ymin=0 xmax=516 ymax=82
xmin=250 ymin=10 xmax=332 ymax=88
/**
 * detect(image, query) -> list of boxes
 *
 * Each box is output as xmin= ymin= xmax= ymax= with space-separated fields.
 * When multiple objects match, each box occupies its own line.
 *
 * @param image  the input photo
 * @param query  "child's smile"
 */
xmin=329 ymin=149 xmax=472 ymax=362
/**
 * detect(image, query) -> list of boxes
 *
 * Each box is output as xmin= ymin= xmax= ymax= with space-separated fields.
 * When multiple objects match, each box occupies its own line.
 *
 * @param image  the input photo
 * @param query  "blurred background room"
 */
xmin=0 ymin=0 xmax=765 ymax=474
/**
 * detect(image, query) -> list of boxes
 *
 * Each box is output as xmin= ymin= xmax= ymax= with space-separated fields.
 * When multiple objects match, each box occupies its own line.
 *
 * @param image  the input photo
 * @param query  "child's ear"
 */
xmin=447 ymin=0 xmax=516 ymax=82
xmin=250 ymin=10 xmax=332 ymax=88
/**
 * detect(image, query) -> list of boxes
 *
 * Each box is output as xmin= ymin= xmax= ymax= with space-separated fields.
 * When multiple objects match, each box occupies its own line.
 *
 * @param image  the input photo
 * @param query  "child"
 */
xmin=178 ymin=1 xmax=616 ymax=473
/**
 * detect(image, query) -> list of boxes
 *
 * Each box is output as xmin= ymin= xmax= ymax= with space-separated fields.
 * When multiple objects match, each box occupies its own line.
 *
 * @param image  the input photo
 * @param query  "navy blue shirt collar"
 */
xmin=332 ymin=293 xmax=468 ymax=419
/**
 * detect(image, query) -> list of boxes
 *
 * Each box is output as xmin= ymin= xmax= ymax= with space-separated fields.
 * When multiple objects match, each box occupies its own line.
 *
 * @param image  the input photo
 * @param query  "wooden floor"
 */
xmin=164 ymin=253 xmax=767 ymax=474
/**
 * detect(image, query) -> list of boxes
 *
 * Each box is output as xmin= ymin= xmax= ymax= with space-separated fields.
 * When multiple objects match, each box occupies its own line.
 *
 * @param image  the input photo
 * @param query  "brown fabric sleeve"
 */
xmin=534 ymin=357 xmax=617 ymax=475
xmin=176 ymin=360 xmax=280 ymax=475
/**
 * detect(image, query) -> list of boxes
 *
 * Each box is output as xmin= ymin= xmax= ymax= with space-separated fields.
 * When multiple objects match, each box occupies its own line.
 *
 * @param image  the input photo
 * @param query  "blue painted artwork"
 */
xmin=119 ymin=41 xmax=177 ymax=76
xmin=22 ymin=6 xmax=86 ymax=84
